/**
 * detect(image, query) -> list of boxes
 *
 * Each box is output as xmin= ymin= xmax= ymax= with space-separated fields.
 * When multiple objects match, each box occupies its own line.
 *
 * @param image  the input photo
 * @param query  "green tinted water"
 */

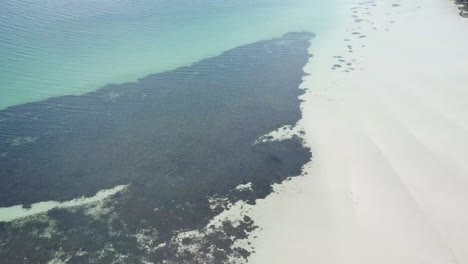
xmin=0 ymin=0 xmax=336 ymax=110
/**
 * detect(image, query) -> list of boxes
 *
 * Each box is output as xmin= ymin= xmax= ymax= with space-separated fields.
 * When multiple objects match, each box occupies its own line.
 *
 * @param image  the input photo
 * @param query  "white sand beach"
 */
xmin=248 ymin=0 xmax=468 ymax=262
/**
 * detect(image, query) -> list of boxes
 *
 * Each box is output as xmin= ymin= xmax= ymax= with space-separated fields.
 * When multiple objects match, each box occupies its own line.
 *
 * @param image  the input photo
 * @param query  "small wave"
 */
xmin=0 ymin=185 xmax=127 ymax=222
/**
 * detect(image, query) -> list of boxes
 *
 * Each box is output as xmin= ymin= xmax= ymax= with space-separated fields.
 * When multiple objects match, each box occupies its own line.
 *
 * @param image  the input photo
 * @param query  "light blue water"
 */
xmin=0 ymin=0 xmax=336 ymax=110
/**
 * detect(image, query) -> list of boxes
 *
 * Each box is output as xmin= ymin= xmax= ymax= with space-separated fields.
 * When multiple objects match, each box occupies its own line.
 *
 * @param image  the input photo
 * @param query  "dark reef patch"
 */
xmin=0 ymin=32 xmax=313 ymax=263
xmin=453 ymin=0 xmax=468 ymax=17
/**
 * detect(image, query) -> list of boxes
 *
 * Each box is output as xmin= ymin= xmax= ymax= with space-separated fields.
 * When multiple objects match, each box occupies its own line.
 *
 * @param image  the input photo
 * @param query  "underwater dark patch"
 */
xmin=0 ymin=32 xmax=313 ymax=263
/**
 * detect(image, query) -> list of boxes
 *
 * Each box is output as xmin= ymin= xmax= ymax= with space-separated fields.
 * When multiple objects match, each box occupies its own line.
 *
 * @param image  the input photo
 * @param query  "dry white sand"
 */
xmin=247 ymin=0 xmax=468 ymax=262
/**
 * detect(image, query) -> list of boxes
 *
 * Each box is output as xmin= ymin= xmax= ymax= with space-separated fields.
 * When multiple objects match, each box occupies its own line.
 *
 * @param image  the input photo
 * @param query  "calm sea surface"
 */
xmin=0 ymin=0 xmax=334 ymax=110
xmin=0 ymin=1 xmax=333 ymax=263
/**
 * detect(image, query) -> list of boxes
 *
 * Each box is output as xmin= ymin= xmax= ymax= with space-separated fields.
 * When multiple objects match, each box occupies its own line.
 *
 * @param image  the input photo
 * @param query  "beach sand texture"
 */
xmin=247 ymin=0 xmax=468 ymax=262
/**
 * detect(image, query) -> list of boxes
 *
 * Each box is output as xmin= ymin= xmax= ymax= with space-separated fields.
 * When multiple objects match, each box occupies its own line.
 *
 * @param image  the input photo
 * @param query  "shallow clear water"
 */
xmin=0 ymin=1 xmax=330 ymax=262
xmin=0 ymin=0 xmax=335 ymax=110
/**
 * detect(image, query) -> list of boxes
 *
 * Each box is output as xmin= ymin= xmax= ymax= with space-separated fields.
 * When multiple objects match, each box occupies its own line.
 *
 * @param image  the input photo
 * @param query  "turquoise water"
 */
xmin=0 ymin=0 xmax=335 ymax=110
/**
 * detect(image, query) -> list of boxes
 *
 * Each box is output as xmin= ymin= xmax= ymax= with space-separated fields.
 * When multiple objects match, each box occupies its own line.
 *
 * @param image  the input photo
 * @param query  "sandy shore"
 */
xmin=247 ymin=0 xmax=468 ymax=262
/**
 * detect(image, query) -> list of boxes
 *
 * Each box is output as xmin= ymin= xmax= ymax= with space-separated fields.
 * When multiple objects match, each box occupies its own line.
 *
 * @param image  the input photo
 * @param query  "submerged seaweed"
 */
xmin=0 ymin=32 xmax=313 ymax=263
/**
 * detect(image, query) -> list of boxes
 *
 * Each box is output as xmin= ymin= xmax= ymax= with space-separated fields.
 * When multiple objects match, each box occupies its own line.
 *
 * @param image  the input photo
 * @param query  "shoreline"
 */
xmin=247 ymin=0 xmax=468 ymax=262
